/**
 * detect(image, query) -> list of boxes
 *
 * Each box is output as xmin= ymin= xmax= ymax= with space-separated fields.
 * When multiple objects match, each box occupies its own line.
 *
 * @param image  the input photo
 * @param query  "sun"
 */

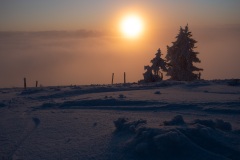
xmin=120 ymin=14 xmax=143 ymax=38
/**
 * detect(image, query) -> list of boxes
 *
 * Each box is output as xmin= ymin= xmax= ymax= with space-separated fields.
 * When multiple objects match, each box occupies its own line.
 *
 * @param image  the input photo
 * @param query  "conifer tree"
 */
xmin=166 ymin=25 xmax=203 ymax=81
xmin=143 ymin=48 xmax=168 ymax=82
xmin=151 ymin=48 xmax=168 ymax=76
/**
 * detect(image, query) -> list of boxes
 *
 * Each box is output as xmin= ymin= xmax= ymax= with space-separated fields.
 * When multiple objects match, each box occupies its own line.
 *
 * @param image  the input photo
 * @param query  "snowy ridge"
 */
xmin=34 ymin=99 xmax=240 ymax=115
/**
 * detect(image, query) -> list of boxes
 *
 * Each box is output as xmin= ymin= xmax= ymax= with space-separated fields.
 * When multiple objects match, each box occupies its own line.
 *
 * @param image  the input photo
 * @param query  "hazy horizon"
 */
xmin=0 ymin=0 xmax=240 ymax=87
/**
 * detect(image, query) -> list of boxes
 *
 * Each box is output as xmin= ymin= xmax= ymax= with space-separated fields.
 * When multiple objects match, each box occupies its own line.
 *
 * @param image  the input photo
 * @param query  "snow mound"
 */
xmin=163 ymin=115 xmax=185 ymax=126
xmin=113 ymin=116 xmax=240 ymax=160
xmin=114 ymin=118 xmax=147 ymax=133
xmin=193 ymin=119 xmax=232 ymax=131
xmin=154 ymin=91 xmax=161 ymax=94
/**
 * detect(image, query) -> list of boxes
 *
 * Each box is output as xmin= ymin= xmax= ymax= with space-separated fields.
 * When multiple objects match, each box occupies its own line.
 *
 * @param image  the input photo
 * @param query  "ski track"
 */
xmin=6 ymin=117 xmax=40 ymax=160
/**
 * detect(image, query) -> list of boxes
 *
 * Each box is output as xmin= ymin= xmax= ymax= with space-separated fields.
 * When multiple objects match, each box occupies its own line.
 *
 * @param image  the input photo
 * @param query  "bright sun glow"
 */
xmin=120 ymin=15 xmax=143 ymax=38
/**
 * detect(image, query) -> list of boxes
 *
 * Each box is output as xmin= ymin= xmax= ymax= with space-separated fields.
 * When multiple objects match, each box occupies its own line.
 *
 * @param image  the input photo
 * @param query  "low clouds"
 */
xmin=0 ymin=29 xmax=141 ymax=87
xmin=0 ymin=29 xmax=106 ymax=39
xmin=0 ymin=25 xmax=239 ymax=87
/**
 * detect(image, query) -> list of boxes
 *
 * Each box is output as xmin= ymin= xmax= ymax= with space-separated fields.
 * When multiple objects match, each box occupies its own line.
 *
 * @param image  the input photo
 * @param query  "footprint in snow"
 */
xmin=32 ymin=117 xmax=40 ymax=127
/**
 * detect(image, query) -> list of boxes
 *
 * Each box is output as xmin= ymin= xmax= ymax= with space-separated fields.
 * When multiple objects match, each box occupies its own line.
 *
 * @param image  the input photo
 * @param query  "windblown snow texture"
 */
xmin=0 ymin=80 xmax=239 ymax=160
xmin=113 ymin=116 xmax=240 ymax=160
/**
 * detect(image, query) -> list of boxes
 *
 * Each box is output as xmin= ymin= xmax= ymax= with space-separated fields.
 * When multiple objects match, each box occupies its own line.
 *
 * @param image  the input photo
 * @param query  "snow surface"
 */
xmin=0 ymin=80 xmax=240 ymax=160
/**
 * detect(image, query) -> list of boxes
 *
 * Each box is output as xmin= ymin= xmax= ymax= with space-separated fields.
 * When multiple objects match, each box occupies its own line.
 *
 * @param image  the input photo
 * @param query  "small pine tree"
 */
xmin=166 ymin=25 xmax=203 ymax=81
xmin=143 ymin=48 xmax=168 ymax=82
xmin=151 ymin=48 xmax=168 ymax=76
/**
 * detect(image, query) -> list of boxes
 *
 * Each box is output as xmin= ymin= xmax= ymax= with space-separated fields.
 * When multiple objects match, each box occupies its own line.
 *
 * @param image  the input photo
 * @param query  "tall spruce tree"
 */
xmin=166 ymin=25 xmax=203 ymax=81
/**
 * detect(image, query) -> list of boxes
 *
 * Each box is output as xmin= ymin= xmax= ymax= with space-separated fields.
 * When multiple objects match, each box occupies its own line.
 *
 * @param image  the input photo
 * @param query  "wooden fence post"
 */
xmin=24 ymin=77 xmax=27 ymax=89
xmin=36 ymin=81 xmax=38 ymax=88
xmin=124 ymin=72 xmax=126 ymax=84
xmin=112 ymin=73 xmax=114 ymax=85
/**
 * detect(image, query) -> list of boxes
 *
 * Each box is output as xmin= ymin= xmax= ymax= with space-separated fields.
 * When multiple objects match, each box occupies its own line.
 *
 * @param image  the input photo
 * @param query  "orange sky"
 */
xmin=0 ymin=1 xmax=240 ymax=87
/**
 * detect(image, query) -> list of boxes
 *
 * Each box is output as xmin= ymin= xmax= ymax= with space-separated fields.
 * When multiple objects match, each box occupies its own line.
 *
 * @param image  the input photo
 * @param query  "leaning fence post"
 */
xmin=112 ymin=73 xmax=114 ymax=85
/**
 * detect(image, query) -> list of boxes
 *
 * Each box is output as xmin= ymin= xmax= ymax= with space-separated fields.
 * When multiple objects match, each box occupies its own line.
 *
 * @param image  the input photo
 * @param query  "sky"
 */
xmin=0 ymin=0 xmax=240 ymax=87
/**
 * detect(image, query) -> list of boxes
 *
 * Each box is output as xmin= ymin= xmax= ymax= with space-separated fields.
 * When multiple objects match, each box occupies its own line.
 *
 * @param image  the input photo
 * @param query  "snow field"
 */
xmin=0 ymin=80 xmax=239 ymax=159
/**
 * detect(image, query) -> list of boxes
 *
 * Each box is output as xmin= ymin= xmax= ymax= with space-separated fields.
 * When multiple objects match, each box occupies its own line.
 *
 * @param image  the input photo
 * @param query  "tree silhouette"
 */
xmin=166 ymin=25 xmax=203 ymax=81
xmin=151 ymin=48 xmax=168 ymax=76
xmin=143 ymin=65 xmax=153 ymax=82
xmin=143 ymin=48 xmax=168 ymax=82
